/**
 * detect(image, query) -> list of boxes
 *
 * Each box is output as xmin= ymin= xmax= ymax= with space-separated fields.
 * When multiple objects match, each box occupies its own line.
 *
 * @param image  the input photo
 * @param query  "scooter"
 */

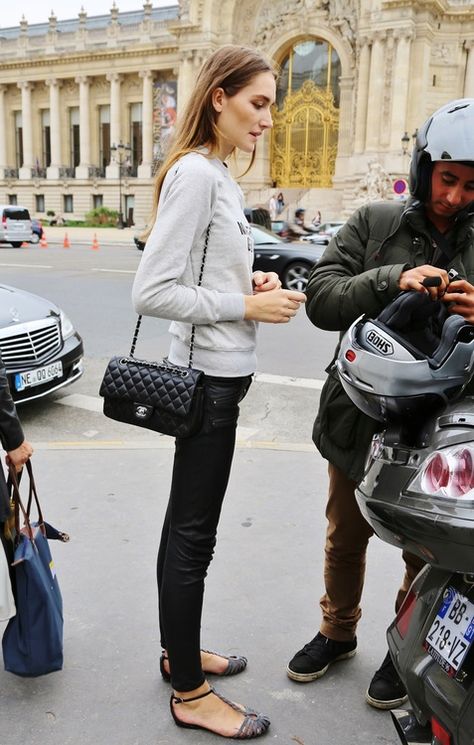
xmin=357 ymin=399 xmax=474 ymax=745
xmin=337 ymin=280 xmax=474 ymax=745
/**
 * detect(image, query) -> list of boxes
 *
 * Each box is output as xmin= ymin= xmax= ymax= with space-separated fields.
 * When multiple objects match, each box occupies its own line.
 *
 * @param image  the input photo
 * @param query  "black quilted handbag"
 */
xmin=99 ymin=224 xmax=211 ymax=438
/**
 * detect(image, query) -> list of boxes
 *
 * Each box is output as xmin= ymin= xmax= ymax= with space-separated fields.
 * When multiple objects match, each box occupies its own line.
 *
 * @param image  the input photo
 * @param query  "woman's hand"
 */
xmin=6 ymin=439 xmax=33 ymax=472
xmin=244 ymin=288 xmax=306 ymax=323
xmin=398 ymin=265 xmax=450 ymax=300
xmin=442 ymin=279 xmax=474 ymax=322
xmin=252 ymin=271 xmax=281 ymax=292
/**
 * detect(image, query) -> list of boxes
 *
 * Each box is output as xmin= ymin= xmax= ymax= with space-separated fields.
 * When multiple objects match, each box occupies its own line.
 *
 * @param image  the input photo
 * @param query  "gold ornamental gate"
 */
xmin=271 ymin=80 xmax=339 ymax=188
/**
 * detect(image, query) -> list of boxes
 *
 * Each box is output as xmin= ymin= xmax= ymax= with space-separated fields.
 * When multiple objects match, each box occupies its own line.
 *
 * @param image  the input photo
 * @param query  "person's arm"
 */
xmin=132 ymin=158 xmax=244 ymax=325
xmin=0 ymin=353 xmax=33 ymax=470
xmin=0 ymin=360 xmax=24 ymax=453
xmin=305 ymin=206 xmax=407 ymax=331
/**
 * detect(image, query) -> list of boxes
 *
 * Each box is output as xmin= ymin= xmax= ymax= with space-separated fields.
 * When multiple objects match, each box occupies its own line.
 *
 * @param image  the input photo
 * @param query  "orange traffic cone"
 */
xmin=63 ymin=232 xmax=71 ymax=249
xmin=39 ymin=233 xmax=48 ymax=248
xmin=91 ymin=233 xmax=99 ymax=251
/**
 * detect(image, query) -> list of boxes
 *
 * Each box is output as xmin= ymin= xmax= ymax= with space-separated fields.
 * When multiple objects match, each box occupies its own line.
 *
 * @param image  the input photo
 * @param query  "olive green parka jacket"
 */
xmin=306 ymin=198 xmax=474 ymax=483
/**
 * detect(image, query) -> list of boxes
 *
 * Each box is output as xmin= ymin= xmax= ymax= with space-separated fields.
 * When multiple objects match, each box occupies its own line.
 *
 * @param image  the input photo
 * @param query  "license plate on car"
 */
xmin=424 ymin=587 xmax=474 ymax=677
xmin=14 ymin=361 xmax=63 ymax=391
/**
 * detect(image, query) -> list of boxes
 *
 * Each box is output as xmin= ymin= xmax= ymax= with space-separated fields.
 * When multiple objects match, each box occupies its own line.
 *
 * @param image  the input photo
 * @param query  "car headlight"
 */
xmin=407 ymin=445 xmax=474 ymax=500
xmin=60 ymin=309 xmax=74 ymax=339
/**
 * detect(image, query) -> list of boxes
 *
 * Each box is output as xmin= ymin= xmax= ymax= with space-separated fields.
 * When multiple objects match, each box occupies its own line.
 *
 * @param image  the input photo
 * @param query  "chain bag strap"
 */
xmin=99 ymin=222 xmax=212 ymax=437
xmin=128 ymin=221 xmax=212 ymax=368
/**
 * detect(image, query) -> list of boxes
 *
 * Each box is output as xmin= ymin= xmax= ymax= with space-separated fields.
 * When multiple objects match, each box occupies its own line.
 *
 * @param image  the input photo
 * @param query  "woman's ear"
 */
xmin=212 ymin=87 xmax=225 ymax=113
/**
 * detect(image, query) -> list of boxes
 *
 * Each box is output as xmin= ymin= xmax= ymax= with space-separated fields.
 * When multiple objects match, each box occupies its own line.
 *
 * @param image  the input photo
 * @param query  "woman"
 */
xmin=268 ymin=193 xmax=278 ymax=220
xmin=132 ymin=45 xmax=306 ymax=738
xmin=276 ymin=192 xmax=285 ymax=215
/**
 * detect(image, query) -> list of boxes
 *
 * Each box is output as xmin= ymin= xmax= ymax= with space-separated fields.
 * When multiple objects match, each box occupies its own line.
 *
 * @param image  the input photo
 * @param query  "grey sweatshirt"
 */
xmin=132 ymin=151 xmax=257 ymax=376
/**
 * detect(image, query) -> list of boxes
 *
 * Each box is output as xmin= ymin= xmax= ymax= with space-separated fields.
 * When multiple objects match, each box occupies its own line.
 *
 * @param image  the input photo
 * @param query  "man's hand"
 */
xmin=398 ymin=265 xmax=450 ymax=300
xmin=6 ymin=439 xmax=33 ymax=472
xmin=442 ymin=279 xmax=474 ymax=322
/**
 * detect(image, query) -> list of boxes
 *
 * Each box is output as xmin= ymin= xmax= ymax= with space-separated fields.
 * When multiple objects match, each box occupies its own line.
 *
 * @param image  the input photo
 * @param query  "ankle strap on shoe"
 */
xmin=172 ymin=687 xmax=214 ymax=705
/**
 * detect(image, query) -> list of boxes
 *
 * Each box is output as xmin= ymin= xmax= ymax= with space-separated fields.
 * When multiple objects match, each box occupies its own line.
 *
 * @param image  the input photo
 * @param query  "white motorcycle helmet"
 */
xmin=410 ymin=98 xmax=474 ymax=200
xmin=337 ymin=291 xmax=474 ymax=423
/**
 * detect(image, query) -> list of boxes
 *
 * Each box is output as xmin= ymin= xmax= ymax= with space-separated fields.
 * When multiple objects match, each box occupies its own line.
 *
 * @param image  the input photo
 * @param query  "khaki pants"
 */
xmin=320 ymin=463 xmax=425 ymax=642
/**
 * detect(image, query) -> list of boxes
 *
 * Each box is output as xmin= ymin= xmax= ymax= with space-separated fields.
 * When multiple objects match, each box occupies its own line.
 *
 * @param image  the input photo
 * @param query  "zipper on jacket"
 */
xmin=374 ymin=202 xmax=420 ymax=261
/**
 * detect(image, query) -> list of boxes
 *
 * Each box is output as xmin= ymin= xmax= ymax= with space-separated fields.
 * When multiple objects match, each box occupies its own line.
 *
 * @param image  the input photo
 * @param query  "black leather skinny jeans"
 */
xmin=156 ymin=373 xmax=252 ymax=692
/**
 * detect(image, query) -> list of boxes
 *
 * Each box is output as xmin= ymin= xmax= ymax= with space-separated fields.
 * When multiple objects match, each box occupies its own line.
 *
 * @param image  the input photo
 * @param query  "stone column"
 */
xmin=464 ymin=40 xmax=474 ymax=97
xmin=337 ymin=74 xmax=355 ymax=159
xmin=106 ymin=72 xmax=122 ymax=178
xmin=138 ymin=69 xmax=154 ymax=178
xmin=46 ymin=78 xmax=63 ymax=178
xmin=406 ymin=35 xmax=431 ymax=136
xmin=18 ymin=81 xmax=34 ymax=179
xmin=365 ymin=31 xmax=386 ymax=151
xmin=0 ymin=86 xmax=8 ymax=177
xmin=177 ymin=50 xmax=194 ymax=113
xmin=389 ymin=29 xmax=414 ymax=151
xmin=353 ymin=37 xmax=371 ymax=153
xmin=75 ymin=75 xmax=91 ymax=178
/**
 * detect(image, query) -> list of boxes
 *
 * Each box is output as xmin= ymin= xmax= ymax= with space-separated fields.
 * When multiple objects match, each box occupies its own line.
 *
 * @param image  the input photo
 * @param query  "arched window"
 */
xmin=271 ymin=39 xmax=341 ymax=188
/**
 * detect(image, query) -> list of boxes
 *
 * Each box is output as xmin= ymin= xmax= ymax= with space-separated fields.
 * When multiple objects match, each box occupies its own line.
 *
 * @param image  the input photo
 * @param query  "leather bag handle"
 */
xmin=8 ymin=461 xmax=44 ymax=544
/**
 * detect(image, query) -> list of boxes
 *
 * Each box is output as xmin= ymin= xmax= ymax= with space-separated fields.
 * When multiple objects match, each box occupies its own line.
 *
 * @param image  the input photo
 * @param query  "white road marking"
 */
xmin=0 ymin=262 xmax=53 ymax=269
xmin=92 ymin=268 xmax=136 ymax=274
xmin=53 ymin=373 xmax=322 ymax=452
xmin=56 ymin=369 xmax=325 ymax=418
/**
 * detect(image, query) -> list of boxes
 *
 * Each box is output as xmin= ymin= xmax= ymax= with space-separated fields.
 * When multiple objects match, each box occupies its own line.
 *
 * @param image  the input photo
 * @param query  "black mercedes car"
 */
xmin=251 ymin=224 xmax=325 ymax=291
xmin=0 ymin=284 xmax=84 ymax=403
xmin=135 ymin=223 xmax=325 ymax=292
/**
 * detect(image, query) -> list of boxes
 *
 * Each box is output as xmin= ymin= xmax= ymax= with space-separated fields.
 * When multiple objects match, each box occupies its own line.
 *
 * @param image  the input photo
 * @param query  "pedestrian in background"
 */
xmin=286 ymin=98 xmax=474 ymax=709
xmin=269 ymin=192 xmax=278 ymax=220
xmin=276 ymin=192 xmax=285 ymax=215
xmin=132 ymin=44 xmax=306 ymax=739
xmin=287 ymin=207 xmax=314 ymax=239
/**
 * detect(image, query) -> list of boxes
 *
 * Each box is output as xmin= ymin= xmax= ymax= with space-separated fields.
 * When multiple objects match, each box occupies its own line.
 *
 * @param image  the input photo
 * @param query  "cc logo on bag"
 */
xmin=135 ymin=405 xmax=150 ymax=419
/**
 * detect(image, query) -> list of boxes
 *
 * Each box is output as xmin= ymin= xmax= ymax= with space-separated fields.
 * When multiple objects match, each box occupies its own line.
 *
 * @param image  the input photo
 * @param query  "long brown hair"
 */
xmin=143 ymin=45 xmax=277 ymax=239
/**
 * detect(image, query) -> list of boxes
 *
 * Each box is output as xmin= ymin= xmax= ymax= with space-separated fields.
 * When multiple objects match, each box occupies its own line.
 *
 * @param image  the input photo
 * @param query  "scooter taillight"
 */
xmin=431 ymin=716 xmax=451 ymax=744
xmin=408 ymin=445 xmax=474 ymax=500
xmin=395 ymin=588 xmax=417 ymax=639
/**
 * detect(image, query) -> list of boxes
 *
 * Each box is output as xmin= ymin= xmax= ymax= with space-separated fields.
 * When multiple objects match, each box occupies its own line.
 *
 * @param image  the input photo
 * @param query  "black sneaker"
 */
xmin=287 ymin=632 xmax=357 ymax=682
xmin=366 ymin=651 xmax=408 ymax=709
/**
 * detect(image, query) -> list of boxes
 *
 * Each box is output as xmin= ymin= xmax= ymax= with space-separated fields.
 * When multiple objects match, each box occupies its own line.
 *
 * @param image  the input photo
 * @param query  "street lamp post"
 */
xmin=401 ymin=129 xmax=419 ymax=155
xmin=110 ymin=140 xmax=131 ymax=228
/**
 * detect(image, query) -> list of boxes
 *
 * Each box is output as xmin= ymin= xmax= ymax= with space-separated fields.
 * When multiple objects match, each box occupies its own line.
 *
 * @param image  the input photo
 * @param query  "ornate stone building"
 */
xmin=0 ymin=0 xmax=473 ymax=225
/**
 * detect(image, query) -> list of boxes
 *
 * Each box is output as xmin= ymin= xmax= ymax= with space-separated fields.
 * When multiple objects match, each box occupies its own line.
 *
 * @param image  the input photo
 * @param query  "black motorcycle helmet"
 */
xmin=409 ymin=98 xmax=474 ymax=201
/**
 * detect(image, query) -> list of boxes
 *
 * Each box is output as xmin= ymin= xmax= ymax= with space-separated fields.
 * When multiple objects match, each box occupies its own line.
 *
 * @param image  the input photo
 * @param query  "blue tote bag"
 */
xmin=2 ymin=462 xmax=68 ymax=677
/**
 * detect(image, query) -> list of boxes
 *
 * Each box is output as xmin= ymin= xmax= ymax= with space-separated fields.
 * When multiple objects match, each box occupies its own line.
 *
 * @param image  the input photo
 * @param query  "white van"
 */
xmin=0 ymin=205 xmax=33 ymax=248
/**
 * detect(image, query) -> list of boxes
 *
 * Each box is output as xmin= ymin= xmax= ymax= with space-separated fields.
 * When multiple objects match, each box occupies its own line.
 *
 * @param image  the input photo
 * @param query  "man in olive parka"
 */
xmin=286 ymin=99 xmax=474 ymax=709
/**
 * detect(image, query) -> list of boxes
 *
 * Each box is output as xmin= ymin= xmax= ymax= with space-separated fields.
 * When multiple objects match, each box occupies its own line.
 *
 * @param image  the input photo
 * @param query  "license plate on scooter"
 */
xmin=423 ymin=587 xmax=474 ymax=677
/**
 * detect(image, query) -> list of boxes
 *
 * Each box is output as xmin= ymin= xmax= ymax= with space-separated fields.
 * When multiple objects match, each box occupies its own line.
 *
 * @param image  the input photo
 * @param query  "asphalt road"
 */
xmin=0 ymin=241 xmax=338 ymax=379
xmin=0 ymin=241 xmax=401 ymax=745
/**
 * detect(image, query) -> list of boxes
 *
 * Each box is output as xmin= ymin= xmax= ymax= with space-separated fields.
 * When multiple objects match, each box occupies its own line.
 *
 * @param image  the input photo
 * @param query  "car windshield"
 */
xmin=250 ymin=224 xmax=282 ymax=246
xmin=4 ymin=208 xmax=29 ymax=220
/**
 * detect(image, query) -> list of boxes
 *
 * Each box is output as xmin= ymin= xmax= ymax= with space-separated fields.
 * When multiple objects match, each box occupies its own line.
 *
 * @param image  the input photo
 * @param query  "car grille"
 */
xmin=0 ymin=318 xmax=61 ymax=368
